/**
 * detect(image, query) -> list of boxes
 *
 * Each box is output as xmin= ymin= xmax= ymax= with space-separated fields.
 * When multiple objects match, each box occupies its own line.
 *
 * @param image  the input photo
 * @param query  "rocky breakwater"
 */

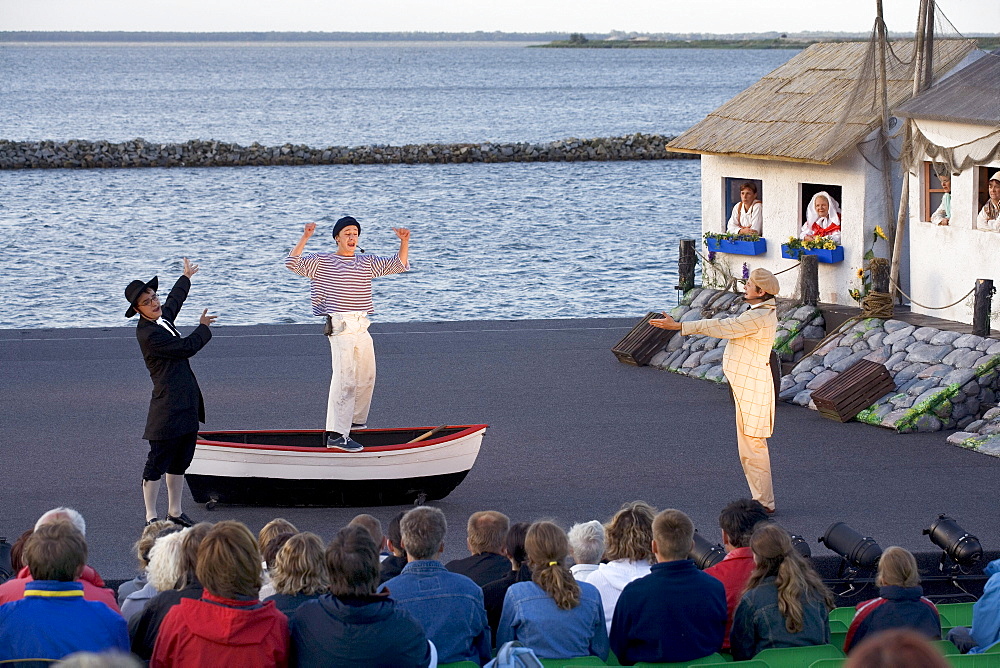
xmin=947 ymin=407 xmax=1000 ymax=457
xmin=782 ymin=318 xmax=1000 ymax=433
xmin=0 ymin=134 xmax=693 ymax=170
xmin=647 ymin=287 xmax=823 ymax=384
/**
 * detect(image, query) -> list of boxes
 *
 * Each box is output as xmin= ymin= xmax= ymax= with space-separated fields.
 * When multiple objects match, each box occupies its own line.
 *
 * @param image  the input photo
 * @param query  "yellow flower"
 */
xmin=856 ymin=268 xmax=864 ymax=279
xmin=874 ymin=225 xmax=887 ymax=240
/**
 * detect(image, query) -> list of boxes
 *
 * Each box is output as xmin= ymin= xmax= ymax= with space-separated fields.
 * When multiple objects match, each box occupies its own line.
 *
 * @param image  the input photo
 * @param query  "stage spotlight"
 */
xmin=790 ymin=534 xmax=811 ymax=559
xmin=924 ymin=514 xmax=983 ymax=569
xmin=690 ymin=531 xmax=726 ymax=570
xmin=819 ymin=522 xmax=882 ymax=571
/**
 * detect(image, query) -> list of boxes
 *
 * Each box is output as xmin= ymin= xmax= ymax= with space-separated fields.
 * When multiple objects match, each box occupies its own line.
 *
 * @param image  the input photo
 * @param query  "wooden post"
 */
xmin=677 ymin=238 xmax=696 ymax=293
xmin=798 ymin=255 xmax=819 ymax=306
xmin=870 ymin=258 xmax=890 ymax=294
xmin=973 ymin=279 xmax=995 ymax=337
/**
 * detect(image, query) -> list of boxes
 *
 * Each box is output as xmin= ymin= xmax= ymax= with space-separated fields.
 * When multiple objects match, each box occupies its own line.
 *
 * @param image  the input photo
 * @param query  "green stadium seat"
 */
xmin=633 ymin=653 xmax=727 ymax=667
xmin=943 ymin=655 xmax=1000 ymax=666
xmin=686 ymin=662 xmax=767 ymax=668
xmin=932 ymin=639 xmax=960 ymax=655
xmin=540 ymin=657 xmax=607 ymax=668
xmin=827 ymin=607 xmax=856 ymax=626
xmin=938 ymin=603 xmax=975 ymax=628
xmin=807 ymin=660 xmax=845 ymax=668
xmin=752 ymin=644 xmax=845 ymax=668
xmin=438 ymin=662 xmax=480 ymax=668
xmin=985 ymin=641 xmax=1000 ymax=654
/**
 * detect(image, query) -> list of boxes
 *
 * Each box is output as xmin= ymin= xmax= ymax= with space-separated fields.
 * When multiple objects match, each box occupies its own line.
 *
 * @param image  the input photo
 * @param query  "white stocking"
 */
xmin=165 ymin=474 xmax=185 ymax=518
xmin=142 ymin=480 xmax=160 ymax=521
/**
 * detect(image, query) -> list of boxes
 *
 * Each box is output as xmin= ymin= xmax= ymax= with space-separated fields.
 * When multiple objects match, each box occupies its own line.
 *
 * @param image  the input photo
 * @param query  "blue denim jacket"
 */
xmin=730 ymin=576 xmax=830 ymax=660
xmin=382 ymin=560 xmax=491 ymax=665
xmin=496 ymin=581 xmax=609 ymax=661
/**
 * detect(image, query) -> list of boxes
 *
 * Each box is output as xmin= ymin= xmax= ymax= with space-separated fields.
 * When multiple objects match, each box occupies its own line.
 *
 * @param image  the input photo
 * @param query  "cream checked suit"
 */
xmin=681 ymin=299 xmax=778 ymax=509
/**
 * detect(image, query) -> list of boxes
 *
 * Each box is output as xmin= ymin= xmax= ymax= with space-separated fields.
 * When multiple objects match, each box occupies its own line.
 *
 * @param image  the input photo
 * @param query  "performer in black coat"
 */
xmin=124 ymin=258 xmax=216 ymax=527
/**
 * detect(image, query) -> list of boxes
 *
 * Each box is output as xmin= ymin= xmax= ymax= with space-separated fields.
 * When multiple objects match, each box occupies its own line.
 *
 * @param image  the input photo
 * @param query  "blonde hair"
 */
xmin=467 ymin=511 xmax=510 ymax=554
xmin=877 ymin=546 xmax=920 ymax=588
xmin=258 ymin=518 xmax=299 ymax=556
xmin=146 ymin=529 xmax=188 ymax=591
xmin=526 ymin=521 xmax=580 ymax=611
xmin=604 ymin=501 xmax=656 ymax=563
xmin=134 ymin=520 xmax=176 ymax=570
xmin=652 ymin=509 xmax=694 ymax=561
xmin=271 ymin=532 xmax=330 ymax=596
xmin=196 ymin=521 xmax=262 ymax=599
xmin=746 ymin=524 xmax=834 ymax=634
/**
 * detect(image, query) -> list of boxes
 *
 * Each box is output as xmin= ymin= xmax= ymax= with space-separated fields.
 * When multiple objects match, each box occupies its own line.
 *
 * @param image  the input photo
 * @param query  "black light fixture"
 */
xmin=790 ymin=534 xmax=812 ymax=559
xmin=690 ymin=531 xmax=726 ymax=570
xmin=819 ymin=522 xmax=882 ymax=577
xmin=924 ymin=514 xmax=983 ymax=572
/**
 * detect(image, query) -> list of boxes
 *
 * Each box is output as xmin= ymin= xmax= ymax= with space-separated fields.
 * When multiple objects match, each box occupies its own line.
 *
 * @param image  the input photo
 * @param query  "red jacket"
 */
xmin=0 ymin=565 xmax=120 ymax=613
xmin=705 ymin=547 xmax=755 ymax=650
xmin=151 ymin=591 xmax=289 ymax=668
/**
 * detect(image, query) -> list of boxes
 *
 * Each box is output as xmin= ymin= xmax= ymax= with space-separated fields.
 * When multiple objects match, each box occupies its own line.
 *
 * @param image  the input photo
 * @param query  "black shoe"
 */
xmin=145 ymin=517 xmax=159 ymax=526
xmin=166 ymin=512 xmax=195 ymax=527
xmin=326 ymin=434 xmax=364 ymax=452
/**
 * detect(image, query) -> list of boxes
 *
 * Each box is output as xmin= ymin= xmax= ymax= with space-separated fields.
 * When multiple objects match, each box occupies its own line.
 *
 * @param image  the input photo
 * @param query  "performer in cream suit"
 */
xmin=651 ymin=269 xmax=780 ymax=511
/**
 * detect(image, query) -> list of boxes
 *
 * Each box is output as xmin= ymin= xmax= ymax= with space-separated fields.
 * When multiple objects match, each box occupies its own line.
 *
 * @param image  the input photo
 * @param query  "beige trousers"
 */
xmin=735 ymin=408 xmax=775 ymax=510
xmin=326 ymin=313 xmax=376 ymax=435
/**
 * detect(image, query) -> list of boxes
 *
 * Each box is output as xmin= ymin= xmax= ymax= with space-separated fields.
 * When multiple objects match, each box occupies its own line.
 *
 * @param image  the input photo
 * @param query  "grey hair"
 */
xmin=146 ymin=529 xmax=189 ymax=591
xmin=35 ymin=507 xmax=86 ymax=536
xmin=567 ymin=520 xmax=606 ymax=565
xmin=400 ymin=506 xmax=447 ymax=561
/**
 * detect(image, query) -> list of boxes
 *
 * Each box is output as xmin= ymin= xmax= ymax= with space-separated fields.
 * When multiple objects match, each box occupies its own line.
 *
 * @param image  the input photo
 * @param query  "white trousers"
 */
xmin=735 ymin=406 xmax=775 ymax=510
xmin=326 ymin=313 xmax=376 ymax=435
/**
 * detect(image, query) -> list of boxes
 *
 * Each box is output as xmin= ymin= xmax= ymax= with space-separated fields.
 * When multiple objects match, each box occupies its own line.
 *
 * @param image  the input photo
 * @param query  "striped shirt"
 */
xmin=285 ymin=252 xmax=409 ymax=315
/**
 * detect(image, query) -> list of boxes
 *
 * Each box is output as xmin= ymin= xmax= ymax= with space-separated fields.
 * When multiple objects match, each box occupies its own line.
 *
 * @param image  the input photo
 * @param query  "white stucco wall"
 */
xmin=907 ymin=118 xmax=1000 ymax=324
xmin=699 ymin=132 xmax=902 ymax=306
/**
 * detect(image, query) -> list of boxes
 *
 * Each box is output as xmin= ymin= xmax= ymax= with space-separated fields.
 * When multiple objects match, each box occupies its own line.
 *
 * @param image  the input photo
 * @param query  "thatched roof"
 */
xmin=666 ymin=39 xmax=977 ymax=165
xmin=895 ymin=49 xmax=1000 ymax=126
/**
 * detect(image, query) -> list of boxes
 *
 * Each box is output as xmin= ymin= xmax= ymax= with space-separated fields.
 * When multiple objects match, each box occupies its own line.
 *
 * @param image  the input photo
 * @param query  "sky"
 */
xmin=2 ymin=0 xmax=998 ymax=35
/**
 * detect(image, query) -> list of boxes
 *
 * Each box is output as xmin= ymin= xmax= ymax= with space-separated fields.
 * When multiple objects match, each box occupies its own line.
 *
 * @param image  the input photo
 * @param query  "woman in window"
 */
xmin=977 ymin=171 xmax=1000 ymax=231
xmin=727 ymin=182 xmax=763 ymax=235
xmin=800 ymin=191 xmax=842 ymax=245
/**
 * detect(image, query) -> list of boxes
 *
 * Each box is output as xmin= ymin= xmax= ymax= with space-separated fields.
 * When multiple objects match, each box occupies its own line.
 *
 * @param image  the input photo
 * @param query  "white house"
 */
xmin=666 ymin=40 xmax=975 ymax=306
xmin=894 ymin=48 xmax=1000 ymax=325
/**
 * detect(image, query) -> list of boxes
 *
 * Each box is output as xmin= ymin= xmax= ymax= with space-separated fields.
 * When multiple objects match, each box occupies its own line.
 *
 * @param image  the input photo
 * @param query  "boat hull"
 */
xmin=187 ymin=425 xmax=486 ymax=508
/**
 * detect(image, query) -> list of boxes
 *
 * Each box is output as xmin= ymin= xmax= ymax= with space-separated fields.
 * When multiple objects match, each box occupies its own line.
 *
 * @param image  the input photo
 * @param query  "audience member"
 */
xmin=0 ymin=507 xmax=119 ymax=611
xmin=122 ymin=527 xmax=187 ymax=621
xmin=128 ymin=522 xmax=212 ymax=660
xmin=977 ymin=171 xmax=1000 ymax=231
xmin=264 ymin=532 xmax=330 ymax=615
xmin=730 ymin=523 xmax=835 ymax=660
xmin=946 ymin=554 xmax=1000 ymax=653
xmin=119 ymin=520 xmax=180 ymax=606
xmin=587 ymin=501 xmax=656 ymax=633
xmin=259 ymin=518 xmax=300 ymax=551
xmin=497 ymin=521 xmax=609 ymax=661
xmin=567 ymin=520 xmax=605 ymax=582
xmin=705 ymin=499 xmax=770 ymax=650
xmin=844 ymin=546 xmax=940 ymax=653
xmin=0 ymin=520 xmax=129 ymax=662
xmin=483 ymin=521 xmax=532 ymax=644
xmin=289 ymin=524 xmax=431 ymax=667
xmin=382 ymin=506 xmax=491 ymax=664
xmin=10 ymin=528 xmax=33 ymax=573
xmin=151 ymin=520 xmax=289 ymax=667
xmin=350 ymin=513 xmax=386 ymax=554
xmin=446 ymin=510 xmax=511 ymax=586
xmin=845 ymin=628 xmax=950 ymax=668
xmin=610 ymin=509 xmax=726 ymax=665
xmin=379 ymin=511 xmax=408 ymax=584
xmin=56 ymin=651 xmax=143 ymax=668
xmin=259 ymin=531 xmax=298 ymax=599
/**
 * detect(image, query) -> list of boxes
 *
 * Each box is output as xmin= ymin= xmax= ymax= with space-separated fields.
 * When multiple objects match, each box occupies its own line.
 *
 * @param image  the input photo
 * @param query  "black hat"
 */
xmin=332 ymin=216 xmax=361 ymax=239
xmin=124 ymin=276 xmax=158 ymax=318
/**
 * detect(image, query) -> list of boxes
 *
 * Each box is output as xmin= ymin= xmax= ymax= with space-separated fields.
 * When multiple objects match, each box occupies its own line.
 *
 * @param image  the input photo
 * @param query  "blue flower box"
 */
xmin=705 ymin=237 xmax=767 ymax=256
xmin=780 ymin=244 xmax=845 ymax=263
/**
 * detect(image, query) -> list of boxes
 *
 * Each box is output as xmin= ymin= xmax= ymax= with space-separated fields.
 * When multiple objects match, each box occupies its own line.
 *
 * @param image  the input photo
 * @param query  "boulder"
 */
xmin=907 ymin=343 xmax=951 ymax=364
xmin=912 ymin=327 xmax=940 ymax=342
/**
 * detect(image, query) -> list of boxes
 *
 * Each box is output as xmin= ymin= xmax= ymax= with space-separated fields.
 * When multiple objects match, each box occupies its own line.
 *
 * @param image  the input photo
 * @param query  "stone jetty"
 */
xmin=645 ymin=287 xmax=1000 ymax=438
xmin=0 ymin=133 xmax=693 ymax=170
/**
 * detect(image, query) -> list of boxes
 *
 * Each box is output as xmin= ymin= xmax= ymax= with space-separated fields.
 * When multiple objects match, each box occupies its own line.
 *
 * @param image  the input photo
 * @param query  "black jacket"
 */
xmin=136 ymin=275 xmax=212 ymax=440
xmin=483 ymin=563 xmax=532 ymax=646
xmin=289 ymin=593 xmax=430 ymax=668
xmin=127 ymin=582 xmax=205 ymax=660
xmin=445 ymin=552 xmax=511 ymax=587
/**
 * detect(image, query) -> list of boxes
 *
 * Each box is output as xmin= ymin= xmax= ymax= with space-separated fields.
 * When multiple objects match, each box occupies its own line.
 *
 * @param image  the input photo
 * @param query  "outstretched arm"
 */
xmin=649 ymin=312 xmax=682 ymax=331
xmin=290 ymin=222 xmax=316 ymax=257
xmin=393 ymin=227 xmax=410 ymax=266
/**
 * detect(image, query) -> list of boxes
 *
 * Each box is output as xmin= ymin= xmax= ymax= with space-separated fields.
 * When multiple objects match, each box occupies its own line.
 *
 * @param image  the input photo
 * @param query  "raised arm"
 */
xmin=290 ymin=222 xmax=316 ymax=258
xmin=393 ymin=227 xmax=410 ymax=266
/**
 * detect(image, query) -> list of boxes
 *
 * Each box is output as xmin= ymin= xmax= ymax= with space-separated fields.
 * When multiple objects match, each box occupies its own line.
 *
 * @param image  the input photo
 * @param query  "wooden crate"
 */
xmin=811 ymin=359 xmax=895 ymax=422
xmin=612 ymin=312 xmax=676 ymax=366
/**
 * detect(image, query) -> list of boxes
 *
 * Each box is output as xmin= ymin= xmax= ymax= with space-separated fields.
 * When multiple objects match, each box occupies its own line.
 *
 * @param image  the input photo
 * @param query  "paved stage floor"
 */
xmin=2 ymin=318 xmax=998 ymax=580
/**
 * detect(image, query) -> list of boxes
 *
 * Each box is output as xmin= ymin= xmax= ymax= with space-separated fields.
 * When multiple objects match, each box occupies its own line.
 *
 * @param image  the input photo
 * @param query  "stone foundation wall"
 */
xmin=948 ymin=407 xmax=1000 ymax=456
xmin=0 ymin=133 xmax=695 ymax=170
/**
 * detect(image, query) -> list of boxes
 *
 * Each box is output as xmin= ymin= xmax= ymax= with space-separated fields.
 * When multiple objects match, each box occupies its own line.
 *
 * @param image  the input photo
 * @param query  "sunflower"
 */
xmin=874 ymin=225 xmax=887 ymax=240
xmin=856 ymin=268 xmax=864 ymax=279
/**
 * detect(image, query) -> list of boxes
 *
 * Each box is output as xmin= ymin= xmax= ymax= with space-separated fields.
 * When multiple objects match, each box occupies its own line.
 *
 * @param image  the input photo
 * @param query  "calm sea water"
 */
xmin=0 ymin=44 xmax=797 ymax=328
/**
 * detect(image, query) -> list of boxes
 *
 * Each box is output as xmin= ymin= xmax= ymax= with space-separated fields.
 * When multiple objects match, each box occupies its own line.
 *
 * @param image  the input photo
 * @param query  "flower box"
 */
xmin=781 ymin=244 xmax=844 ymax=263
xmin=705 ymin=237 xmax=767 ymax=256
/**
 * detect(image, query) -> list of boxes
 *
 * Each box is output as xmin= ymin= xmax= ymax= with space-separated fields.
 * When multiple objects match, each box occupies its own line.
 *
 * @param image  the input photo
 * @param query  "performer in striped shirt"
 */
xmin=285 ymin=216 xmax=410 ymax=452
